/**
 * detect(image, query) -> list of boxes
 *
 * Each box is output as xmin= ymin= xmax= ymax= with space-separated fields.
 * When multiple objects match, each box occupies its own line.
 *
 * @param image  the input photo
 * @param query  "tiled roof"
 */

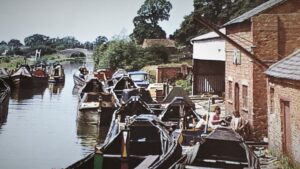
xmin=265 ymin=49 xmax=300 ymax=81
xmin=223 ymin=0 xmax=287 ymax=26
xmin=142 ymin=39 xmax=176 ymax=48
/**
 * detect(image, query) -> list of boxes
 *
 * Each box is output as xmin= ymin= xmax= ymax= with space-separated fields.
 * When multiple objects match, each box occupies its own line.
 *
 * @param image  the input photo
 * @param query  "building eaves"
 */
xmin=265 ymin=49 xmax=300 ymax=81
xmin=223 ymin=0 xmax=287 ymax=27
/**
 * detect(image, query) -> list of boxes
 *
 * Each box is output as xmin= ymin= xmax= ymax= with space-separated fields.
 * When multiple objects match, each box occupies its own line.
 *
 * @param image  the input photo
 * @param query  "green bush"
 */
xmin=175 ymin=79 xmax=192 ymax=93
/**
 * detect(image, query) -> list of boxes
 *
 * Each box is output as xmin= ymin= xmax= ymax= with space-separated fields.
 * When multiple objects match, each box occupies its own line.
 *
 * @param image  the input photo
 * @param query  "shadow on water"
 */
xmin=10 ymin=84 xmax=48 ymax=101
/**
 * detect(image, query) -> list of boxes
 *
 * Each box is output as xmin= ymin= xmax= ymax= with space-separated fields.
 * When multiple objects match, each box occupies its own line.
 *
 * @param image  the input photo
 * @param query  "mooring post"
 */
xmin=121 ymin=129 xmax=130 ymax=169
xmin=94 ymin=146 xmax=103 ymax=169
xmin=204 ymin=98 xmax=211 ymax=134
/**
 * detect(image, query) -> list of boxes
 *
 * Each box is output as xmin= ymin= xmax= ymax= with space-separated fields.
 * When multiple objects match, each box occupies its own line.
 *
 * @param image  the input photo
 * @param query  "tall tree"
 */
xmin=24 ymin=34 xmax=50 ymax=47
xmin=94 ymin=36 xmax=108 ymax=46
xmin=8 ymin=39 xmax=23 ymax=48
xmin=130 ymin=0 xmax=172 ymax=44
xmin=173 ymin=0 xmax=268 ymax=45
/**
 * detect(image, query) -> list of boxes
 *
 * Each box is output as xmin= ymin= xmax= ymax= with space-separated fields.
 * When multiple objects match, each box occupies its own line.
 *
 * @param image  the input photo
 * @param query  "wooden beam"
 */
xmin=193 ymin=17 xmax=268 ymax=69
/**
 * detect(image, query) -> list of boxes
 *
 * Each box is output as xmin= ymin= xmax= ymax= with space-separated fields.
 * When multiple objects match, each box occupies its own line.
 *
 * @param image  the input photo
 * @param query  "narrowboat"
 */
xmin=48 ymin=63 xmax=65 ymax=83
xmin=11 ymin=65 xmax=33 ymax=88
xmin=0 ymin=68 xmax=11 ymax=86
xmin=111 ymin=76 xmax=138 ymax=103
xmin=159 ymin=97 xmax=204 ymax=146
xmin=66 ymin=114 xmax=182 ymax=169
xmin=170 ymin=127 xmax=260 ymax=169
xmin=73 ymin=66 xmax=89 ymax=87
xmin=32 ymin=62 xmax=48 ymax=86
xmin=0 ymin=79 xmax=10 ymax=124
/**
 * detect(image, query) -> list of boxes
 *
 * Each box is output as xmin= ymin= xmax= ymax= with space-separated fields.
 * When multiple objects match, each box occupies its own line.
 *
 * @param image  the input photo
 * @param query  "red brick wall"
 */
xmin=225 ymin=1 xmax=300 ymax=139
xmin=156 ymin=67 xmax=181 ymax=83
xmin=225 ymin=22 xmax=255 ymax=134
xmin=267 ymin=78 xmax=300 ymax=165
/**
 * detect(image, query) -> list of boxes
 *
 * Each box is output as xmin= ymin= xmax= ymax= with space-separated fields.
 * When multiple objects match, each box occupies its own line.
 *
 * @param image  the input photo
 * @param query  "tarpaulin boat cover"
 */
xmin=162 ymin=87 xmax=194 ymax=107
xmin=12 ymin=67 xmax=32 ymax=77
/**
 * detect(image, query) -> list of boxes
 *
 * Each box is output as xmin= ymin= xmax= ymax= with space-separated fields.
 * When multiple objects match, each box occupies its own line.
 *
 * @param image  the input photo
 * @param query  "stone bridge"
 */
xmin=58 ymin=48 xmax=93 ymax=58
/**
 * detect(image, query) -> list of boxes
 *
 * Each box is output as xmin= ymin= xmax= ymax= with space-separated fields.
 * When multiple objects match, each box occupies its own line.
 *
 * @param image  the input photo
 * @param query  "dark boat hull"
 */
xmin=33 ymin=76 xmax=48 ymax=87
xmin=11 ymin=75 xmax=33 ymax=89
xmin=67 ymin=115 xmax=182 ymax=169
xmin=0 ymin=79 xmax=10 ymax=124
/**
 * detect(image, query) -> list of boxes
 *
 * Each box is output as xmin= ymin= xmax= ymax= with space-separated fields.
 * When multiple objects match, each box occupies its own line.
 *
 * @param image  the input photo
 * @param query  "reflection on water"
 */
xmin=10 ymin=84 xmax=48 ymax=101
xmin=0 ymin=61 xmax=108 ymax=169
xmin=48 ymin=83 xmax=64 ymax=95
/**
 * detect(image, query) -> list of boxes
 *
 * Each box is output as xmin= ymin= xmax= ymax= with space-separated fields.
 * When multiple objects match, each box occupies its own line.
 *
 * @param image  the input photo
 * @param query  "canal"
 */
xmin=0 ymin=61 xmax=108 ymax=169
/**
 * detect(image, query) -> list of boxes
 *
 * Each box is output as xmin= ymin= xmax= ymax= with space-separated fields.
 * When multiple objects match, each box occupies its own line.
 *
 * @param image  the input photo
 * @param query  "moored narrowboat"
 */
xmin=11 ymin=65 xmax=33 ymax=89
xmin=0 ymin=79 xmax=10 ymax=124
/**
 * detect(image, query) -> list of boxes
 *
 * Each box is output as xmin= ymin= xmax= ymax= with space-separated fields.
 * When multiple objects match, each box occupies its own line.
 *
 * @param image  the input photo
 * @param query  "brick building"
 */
xmin=223 ymin=0 xmax=300 ymax=139
xmin=190 ymin=29 xmax=225 ymax=95
xmin=156 ymin=64 xmax=192 ymax=83
xmin=265 ymin=49 xmax=300 ymax=165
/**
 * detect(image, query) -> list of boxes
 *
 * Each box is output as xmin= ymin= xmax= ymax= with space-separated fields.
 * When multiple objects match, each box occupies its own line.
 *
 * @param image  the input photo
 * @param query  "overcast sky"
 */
xmin=0 ymin=0 xmax=193 ymax=43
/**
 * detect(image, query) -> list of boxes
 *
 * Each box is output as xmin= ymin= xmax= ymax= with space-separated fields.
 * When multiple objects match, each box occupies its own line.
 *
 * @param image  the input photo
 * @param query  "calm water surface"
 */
xmin=0 ymin=62 xmax=108 ymax=169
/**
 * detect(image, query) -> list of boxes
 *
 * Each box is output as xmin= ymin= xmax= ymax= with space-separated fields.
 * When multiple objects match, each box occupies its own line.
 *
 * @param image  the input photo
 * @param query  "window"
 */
xmin=233 ymin=50 xmax=241 ymax=65
xmin=242 ymin=85 xmax=248 ymax=109
xmin=228 ymin=81 xmax=233 ymax=100
xmin=270 ymin=88 xmax=275 ymax=113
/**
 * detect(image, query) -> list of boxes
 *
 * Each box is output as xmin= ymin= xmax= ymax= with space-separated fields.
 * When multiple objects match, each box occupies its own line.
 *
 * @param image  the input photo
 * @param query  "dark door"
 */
xmin=280 ymin=100 xmax=291 ymax=155
xmin=234 ymin=83 xmax=239 ymax=111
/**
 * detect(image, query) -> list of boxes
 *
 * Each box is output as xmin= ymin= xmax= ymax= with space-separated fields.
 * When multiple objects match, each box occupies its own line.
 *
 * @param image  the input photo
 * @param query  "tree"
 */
xmin=94 ymin=36 xmax=108 ymax=46
xmin=131 ymin=21 xmax=166 ymax=44
xmin=8 ymin=39 xmax=23 ymax=48
xmin=24 ymin=34 xmax=50 ymax=47
xmin=173 ymin=0 xmax=268 ymax=46
xmin=130 ymin=0 xmax=172 ymax=44
xmin=84 ymin=41 xmax=94 ymax=50
xmin=137 ymin=0 xmax=172 ymax=27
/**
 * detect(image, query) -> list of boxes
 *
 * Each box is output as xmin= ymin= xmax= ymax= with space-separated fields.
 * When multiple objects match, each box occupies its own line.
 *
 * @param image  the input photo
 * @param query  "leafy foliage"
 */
xmin=95 ymin=36 xmax=108 ymax=46
xmin=93 ymin=39 xmax=170 ymax=71
xmin=130 ymin=0 xmax=172 ymax=44
xmin=173 ymin=0 xmax=268 ymax=46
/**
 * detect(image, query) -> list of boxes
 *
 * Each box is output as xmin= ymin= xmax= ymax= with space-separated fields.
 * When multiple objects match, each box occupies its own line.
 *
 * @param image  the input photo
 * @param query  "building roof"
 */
xmin=142 ymin=39 xmax=176 ymax=48
xmin=190 ymin=28 xmax=225 ymax=43
xmin=265 ymin=49 xmax=300 ymax=81
xmin=223 ymin=0 xmax=287 ymax=26
xmin=128 ymin=70 xmax=148 ymax=75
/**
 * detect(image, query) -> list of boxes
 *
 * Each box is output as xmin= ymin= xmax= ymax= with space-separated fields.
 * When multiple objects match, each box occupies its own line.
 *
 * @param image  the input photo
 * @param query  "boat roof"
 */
xmin=206 ymin=127 xmax=243 ymax=142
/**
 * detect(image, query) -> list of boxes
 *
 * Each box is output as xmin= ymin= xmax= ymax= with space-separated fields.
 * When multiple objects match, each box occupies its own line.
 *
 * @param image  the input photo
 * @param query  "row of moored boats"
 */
xmin=69 ymin=67 xmax=261 ymax=169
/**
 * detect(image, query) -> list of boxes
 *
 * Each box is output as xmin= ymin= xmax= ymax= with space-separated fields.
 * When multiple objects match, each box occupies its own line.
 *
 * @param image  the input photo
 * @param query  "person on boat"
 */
xmin=230 ymin=110 xmax=247 ymax=135
xmin=211 ymin=106 xmax=223 ymax=125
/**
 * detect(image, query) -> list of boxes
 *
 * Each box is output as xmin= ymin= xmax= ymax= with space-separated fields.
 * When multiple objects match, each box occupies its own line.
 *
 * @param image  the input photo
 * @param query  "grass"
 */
xmin=0 ymin=56 xmax=32 ymax=70
xmin=276 ymin=155 xmax=300 ymax=169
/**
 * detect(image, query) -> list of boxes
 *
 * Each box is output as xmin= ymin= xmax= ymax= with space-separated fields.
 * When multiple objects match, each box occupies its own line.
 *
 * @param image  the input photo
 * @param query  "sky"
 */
xmin=0 ymin=0 xmax=194 ymax=43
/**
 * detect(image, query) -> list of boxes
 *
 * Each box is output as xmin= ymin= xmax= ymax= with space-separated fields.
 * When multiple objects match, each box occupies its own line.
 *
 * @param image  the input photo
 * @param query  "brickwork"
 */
xmin=224 ymin=0 xmax=300 ymax=139
xmin=267 ymin=78 xmax=300 ymax=165
xmin=156 ymin=67 xmax=181 ymax=83
xmin=225 ymin=22 xmax=255 ymax=132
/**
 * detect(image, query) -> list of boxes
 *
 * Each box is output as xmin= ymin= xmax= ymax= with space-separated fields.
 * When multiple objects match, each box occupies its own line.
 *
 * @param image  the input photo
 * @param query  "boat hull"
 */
xmin=0 ymin=79 xmax=10 ymax=124
xmin=11 ymin=75 xmax=33 ymax=89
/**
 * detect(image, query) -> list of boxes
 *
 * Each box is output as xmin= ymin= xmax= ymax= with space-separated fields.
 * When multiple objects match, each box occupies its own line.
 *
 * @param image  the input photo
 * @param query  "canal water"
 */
xmin=0 ymin=61 xmax=108 ymax=169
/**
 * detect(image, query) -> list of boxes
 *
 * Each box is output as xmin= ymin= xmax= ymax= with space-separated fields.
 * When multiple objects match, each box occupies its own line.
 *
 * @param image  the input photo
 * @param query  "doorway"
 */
xmin=280 ymin=100 xmax=291 ymax=155
xmin=234 ymin=83 xmax=240 ymax=111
